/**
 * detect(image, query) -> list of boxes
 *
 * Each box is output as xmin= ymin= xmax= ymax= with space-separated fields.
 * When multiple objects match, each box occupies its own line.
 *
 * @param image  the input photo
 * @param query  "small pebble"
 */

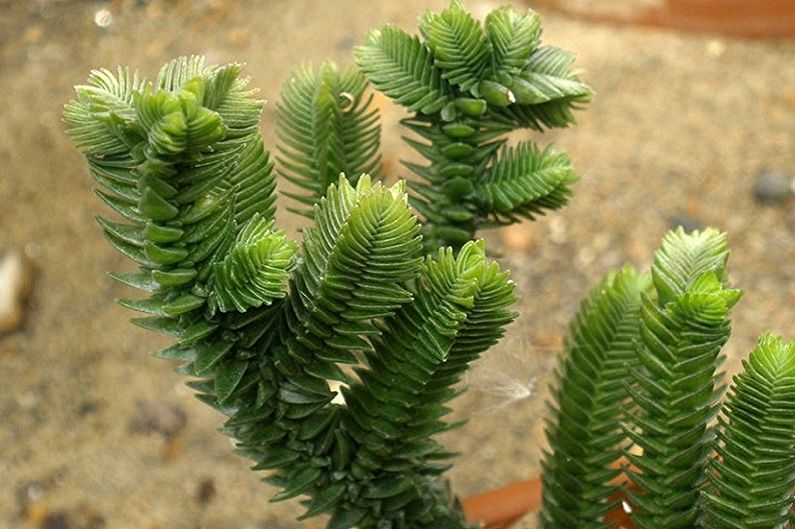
xmin=77 ymin=401 xmax=100 ymax=417
xmin=668 ymin=212 xmax=702 ymax=233
xmin=129 ymin=400 xmax=187 ymax=439
xmin=41 ymin=511 xmax=71 ymax=529
xmin=196 ymin=477 xmax=216 ymax=505
xmin=500 ymin=224 xmax=535 ymax=253
xmin=0 ymin=250 xmax=34 ymax=334
xmin=753 ymin=170 xmax=793 ymax=204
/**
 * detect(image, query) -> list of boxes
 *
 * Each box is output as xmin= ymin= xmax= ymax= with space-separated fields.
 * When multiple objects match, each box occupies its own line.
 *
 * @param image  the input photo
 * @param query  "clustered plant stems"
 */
xmin=276 ymin=0 xmax=592 ymax=255
xmin=64 ymin=1 xmax=795 ymax=528
xmin=64 ymin=51 xmax=522 ymax=529
xmin=540 ymin=227 xmax=795 ymax=529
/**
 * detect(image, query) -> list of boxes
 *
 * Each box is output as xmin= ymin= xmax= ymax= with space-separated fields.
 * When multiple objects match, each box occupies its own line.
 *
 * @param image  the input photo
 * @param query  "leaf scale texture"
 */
xmin=541 ymin=266 xmax=651 ymax=529
xmin=701 ymin=334 xmax=795 ymax=529
xmin=355 ymin=0 xmax=592 ymax=252
xmin=625 ymin=228 xmax=742 ymax=529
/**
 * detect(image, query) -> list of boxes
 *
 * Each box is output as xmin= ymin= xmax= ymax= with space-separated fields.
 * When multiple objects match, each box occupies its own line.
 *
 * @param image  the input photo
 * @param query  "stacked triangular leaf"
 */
xmin=625 ymin=229 xmax=741 ymax=529
xmin=541 ymin=266 xmax=651 ymax=529
xmin=277 ymin=62 xmax=382 ymax=218
xmin=355 ymin=0 xmax=591 ymax=252
xmin=701 ymin=334 xmax=795 ymax=529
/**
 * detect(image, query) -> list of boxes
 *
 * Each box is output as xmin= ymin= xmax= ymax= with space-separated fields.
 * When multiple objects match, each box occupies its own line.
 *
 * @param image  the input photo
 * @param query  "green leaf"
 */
xmin=651 ymin=227 xmax=732 ymax=306
xmin=269 ymin=466 xmax=322 ymax=502
xmin=214 ymin=358 xmax=249 ymax=403
xmin=702 ymin=334 xmax=795 ymax=529
xmin=254 ymin=448 xmax=301 ymax=469
xmin=488 ymin=46 xmax=592 ymax=130
xmin=64 ymin=66 xmax=142 ymax=156
xmin=485 ymin=6 xmax=541 ymax=77
xmin=210 ymin=214 xmax=297 ymax=313
xmin=155 ymin=55 xmax=206 ymax=92
xmin=108 ymin=271 xmax=160 ymax=292
xmin=277 ymin=62 xmax=382 ymax=217
xmin=364 ymin=476 xmax=414 ymax=499
xmin=226 ymin=136 xmax=278 ymax=227
xmin=355 ymin=24 xmax=450 ymax=114
xmin=194 ymin=339 xmax=235 ymax=374
xmin=420 ymin=0 xmax=490 ymax=93
xmin=474 ymin=141 xmax=577 ymax=223
xmin=327 ymin=506 xmax=367 ymax=529
xmin=511 ymin=46 xmax=592 ymax=105
xmin=299 ymin=482 xmax=347 ymax=518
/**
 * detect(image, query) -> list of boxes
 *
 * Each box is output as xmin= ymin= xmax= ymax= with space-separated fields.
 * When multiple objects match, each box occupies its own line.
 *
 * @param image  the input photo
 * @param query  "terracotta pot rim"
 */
xmin=461 ymin=468 xmax=637 ymax=529
xmin=461 ymin=477 xmax=541 ymax=529
xmin=535 ymin=0 xmax=795 ymax=39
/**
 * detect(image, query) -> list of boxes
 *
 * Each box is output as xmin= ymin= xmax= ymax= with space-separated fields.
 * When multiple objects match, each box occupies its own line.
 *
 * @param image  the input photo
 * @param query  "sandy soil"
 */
xmin=1 ymin=1 xmax=794 ymax=528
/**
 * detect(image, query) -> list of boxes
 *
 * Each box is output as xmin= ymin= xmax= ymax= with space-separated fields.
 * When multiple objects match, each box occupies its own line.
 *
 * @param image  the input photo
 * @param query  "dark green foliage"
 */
xmin=355 ymin=0 xmax=591 ymax=252
xmin=65 ymin=57 xmax=518 ymax=529
xmin=276 ymin=62 xmax=382 ymax=218
xmin=542 ymin=228 xmax=795 ymax=529
xmin=625 ymin=228 xmax=742 ymax=529
xmin=541 ymin=266 xmax=651 ymax=529
xmin=701 ymin=334 xmax=795 ymax=529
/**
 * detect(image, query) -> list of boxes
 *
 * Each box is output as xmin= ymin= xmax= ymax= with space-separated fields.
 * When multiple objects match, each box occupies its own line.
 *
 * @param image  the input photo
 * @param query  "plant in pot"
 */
xmin=63 ymin=1 xmax=795 ymax=528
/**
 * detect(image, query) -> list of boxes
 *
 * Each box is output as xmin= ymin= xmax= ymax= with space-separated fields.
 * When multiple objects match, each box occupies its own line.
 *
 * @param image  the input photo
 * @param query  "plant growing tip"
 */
xmin=354 ymin=0 xmax=591 ymax=253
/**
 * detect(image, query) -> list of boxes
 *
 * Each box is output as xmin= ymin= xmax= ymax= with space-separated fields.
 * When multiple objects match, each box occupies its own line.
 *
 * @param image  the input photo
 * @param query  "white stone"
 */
xmin=0 ymin=251 xmax=33 ymax=334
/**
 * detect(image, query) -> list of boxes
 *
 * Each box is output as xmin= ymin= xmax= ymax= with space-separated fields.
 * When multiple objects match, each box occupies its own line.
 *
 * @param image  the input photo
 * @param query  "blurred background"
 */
xmin=1 ymin=1 xmax=794 ymax=528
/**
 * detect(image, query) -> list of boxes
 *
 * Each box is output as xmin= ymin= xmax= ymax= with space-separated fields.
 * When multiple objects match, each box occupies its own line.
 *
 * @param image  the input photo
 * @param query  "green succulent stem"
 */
xmin=700 ymin=334 xmax=795 ymax=529
xmin=541 ymin=265 xmax=651 ymax=529
xmin=625 ymin=228 xmax=742 ymax=529
xmin=354 ymin=0 xmax=591 ymax=254
xmin=401 ymin=115 xmax=501 ymax=252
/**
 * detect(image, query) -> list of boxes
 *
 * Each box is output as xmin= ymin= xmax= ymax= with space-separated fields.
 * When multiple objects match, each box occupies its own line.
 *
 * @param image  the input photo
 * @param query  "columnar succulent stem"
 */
xmin=402 ymin=115 xmax=503 ymax=252
xmin=355 ymin=1 xmax=591 ymax=255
